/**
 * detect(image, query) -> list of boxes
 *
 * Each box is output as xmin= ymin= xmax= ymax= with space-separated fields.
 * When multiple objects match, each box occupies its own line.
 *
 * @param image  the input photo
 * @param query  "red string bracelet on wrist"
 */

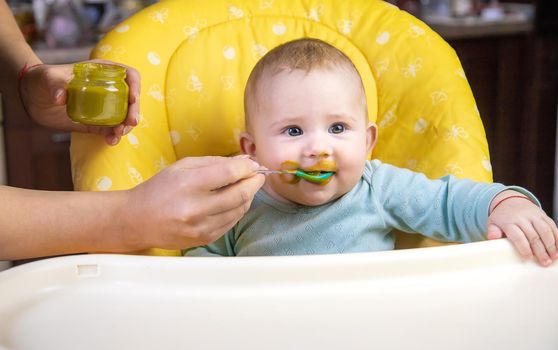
xmin=490 ymin=195 xmax=534 ymax=214
xmin=18 ymin=62 xmax=43 ymax=82
xmin=17 ymin=63 xmax=44 ymax=119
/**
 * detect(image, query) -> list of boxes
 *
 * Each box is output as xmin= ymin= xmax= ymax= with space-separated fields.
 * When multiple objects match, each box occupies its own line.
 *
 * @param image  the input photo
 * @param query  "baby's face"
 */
xmin=242 ymin=67 xmax=376 ymax=206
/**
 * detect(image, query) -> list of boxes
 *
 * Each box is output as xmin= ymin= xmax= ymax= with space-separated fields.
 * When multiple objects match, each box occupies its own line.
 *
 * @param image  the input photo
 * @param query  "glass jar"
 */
xmin=66 ymin=62 xmax=129 ymax=126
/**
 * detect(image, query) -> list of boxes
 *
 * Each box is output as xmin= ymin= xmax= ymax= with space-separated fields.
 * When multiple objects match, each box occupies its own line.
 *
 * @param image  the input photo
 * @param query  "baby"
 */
xmin=184 ymin=38 xmax=558 ymax=266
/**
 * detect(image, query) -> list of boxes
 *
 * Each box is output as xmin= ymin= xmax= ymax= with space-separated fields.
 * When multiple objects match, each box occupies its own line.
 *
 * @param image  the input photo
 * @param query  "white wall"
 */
xmin=555 ymin=106 xmax=558 ymax=221
xmin=0 ymin=95 xmax=11 ymax=271
xmin=0 ymin=96 xmax=6 ymax=186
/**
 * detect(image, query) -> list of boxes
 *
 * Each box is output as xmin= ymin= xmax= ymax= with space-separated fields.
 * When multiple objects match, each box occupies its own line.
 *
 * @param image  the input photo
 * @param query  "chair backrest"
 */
xmin=71 ymin=0 xmax=493 ymax=255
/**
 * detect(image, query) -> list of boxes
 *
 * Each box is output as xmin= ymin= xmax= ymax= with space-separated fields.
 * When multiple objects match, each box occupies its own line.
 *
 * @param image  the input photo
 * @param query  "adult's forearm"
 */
xmin=0 ymin=0 xmax=42 ymax=94
xmin=0 ymin=186 xmax=139 ymax=260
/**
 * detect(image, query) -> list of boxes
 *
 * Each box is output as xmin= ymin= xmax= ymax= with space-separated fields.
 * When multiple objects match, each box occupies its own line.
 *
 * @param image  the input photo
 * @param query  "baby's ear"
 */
xmin=366 ymin=122 xmax=378 ymax=154
xmin=239 ymin=132 xmax=257 ymax=157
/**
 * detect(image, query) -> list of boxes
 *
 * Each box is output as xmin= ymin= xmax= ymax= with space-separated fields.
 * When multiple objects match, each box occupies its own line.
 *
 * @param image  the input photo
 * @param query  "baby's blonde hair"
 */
xmin=244 ymin=38 xmax=367 ymax=128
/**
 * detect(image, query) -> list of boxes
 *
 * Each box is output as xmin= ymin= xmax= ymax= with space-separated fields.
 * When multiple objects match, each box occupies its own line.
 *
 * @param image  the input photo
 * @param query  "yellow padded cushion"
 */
xmin=71 ymin=0 xmax=493 ymax=255
xmin=166 ymin=18 xmax=377 ymax=157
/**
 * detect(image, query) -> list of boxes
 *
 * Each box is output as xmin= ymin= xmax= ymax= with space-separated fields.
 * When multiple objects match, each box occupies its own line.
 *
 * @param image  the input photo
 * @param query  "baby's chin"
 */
xmin=275 ymin=188 xmax=343 ymax=207
xmin=266 ymin=175 xmax=358 ymax=206
xmin=291 ymin=195 xmax=337 ymax=207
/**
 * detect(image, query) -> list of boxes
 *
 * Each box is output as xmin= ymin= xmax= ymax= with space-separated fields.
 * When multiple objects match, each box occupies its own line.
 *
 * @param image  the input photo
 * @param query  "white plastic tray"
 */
xmin=1 ymin=239 xmax=557 ymax=350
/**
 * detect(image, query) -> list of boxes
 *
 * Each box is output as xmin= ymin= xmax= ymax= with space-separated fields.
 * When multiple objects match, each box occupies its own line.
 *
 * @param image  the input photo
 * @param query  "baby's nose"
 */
xmin=304 ymin=134 xmax=333 ymax=158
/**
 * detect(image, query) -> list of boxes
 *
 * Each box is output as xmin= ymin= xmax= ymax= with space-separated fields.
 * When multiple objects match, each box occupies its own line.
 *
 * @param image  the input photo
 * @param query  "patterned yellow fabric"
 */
xmin=71 ymin=0 xmax=493 ymax=255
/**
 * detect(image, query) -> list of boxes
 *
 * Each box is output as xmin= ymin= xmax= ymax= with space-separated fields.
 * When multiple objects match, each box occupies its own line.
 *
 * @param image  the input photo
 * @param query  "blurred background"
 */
xmin=1 ymin=0 xmax=557 ymax=219
xmin=7 ymin=0 xmax=154 ymax=46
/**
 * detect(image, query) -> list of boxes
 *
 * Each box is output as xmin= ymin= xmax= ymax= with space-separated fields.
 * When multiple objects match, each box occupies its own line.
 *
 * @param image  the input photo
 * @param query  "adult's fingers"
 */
xmin=178 ymin=157 xmax=260 ymax=190
xmin=105 ymin=65 xmax=140 ymax=140
xmin=202 ymin=174 xmax=265 ymax=215
xmin=105 ymin=134 xmax=121 ymax=146
xmin=205 ymin=204 xmax=251 ymax=242
xmin=174 ymin=155 xmax=253 ymax=169
xmin=124 ymin=65 xmax=141 ymax=100
xmin=124 ymin=66 xmax=140 ymax=128
xmin=204 ymin=159 xmax=261 ymax=190
xmin=39 ymin=64 xmax=73 ymax=104
xmin=177 ymin=201 xmax=248 ymax=247
xmin=80 ymin=125 xmax=120 ymax=146
xmin=105 ymin=124 xmax=130 ymax=140
xmin=20 ymin=64 xmax=69 ymax=110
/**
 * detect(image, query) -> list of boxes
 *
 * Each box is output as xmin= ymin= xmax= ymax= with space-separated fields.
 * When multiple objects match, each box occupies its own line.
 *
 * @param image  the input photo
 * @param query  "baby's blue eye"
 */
xmin=329 ymin=123 xmax=345 ymax=134
xmin=286 ymin=126 xmax=303 ymax=136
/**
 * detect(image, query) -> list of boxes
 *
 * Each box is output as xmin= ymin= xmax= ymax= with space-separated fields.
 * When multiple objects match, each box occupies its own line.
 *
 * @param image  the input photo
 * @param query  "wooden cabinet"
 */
xmin=1 ymin=46 xmax=91 ymax=191
xmin=4 ymin=125 xmax=72 ymax=190
xmin=2 ymin=87 xmax=74 ymax=191
xmin=2 ymin=86 xmax=73 ymax=191
xmin=444 ymin=31 xmax=557 ymax=215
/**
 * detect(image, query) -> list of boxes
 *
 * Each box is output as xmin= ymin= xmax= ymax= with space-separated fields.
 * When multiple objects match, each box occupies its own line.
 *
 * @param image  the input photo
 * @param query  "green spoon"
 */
xmin=257 ymin=169 xmax=334 ymax=184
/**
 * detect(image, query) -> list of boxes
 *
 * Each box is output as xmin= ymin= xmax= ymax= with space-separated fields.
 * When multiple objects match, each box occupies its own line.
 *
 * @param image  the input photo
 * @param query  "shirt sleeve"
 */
xmin=365 ymin=160 xmax=520 ymax=243
xmin=182 ymin=229 xmax=236 ymax=256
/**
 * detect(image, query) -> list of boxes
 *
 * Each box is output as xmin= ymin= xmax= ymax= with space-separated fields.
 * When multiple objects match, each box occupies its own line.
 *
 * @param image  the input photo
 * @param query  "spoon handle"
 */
xmin=256 ymin=169 xmax=294 ymax=175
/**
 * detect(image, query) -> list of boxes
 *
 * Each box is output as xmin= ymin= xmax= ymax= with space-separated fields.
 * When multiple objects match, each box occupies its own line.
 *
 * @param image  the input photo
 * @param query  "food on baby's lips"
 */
xmin=295 ymin=170 xmax=334 ymax=184
xmin=279 ymin=160 xmax=336 ymax=185
xmin=303 ymin=160 xmax=336 ymax=185
xmin=66 ymin=62 xmax=129 ymax=126
xmin=279 ymin=160 xmax=301 ymax=184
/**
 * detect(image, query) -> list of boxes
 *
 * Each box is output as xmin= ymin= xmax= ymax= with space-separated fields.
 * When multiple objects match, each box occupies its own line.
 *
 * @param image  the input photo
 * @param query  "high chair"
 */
xmin=2 ymin=1 xmax=557 ymax=349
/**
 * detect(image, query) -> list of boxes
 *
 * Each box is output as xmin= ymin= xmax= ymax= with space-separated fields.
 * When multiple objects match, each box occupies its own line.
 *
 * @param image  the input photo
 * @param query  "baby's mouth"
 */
xmin=298 ymin=170 xmax=334 ymax=182
xmin=301 ymin=160 xmax=337 ymax=175
xmin=305 ymin=170 xmax=334 ymax=175
xmin=280 ymin=160 xmax=337 ymax=185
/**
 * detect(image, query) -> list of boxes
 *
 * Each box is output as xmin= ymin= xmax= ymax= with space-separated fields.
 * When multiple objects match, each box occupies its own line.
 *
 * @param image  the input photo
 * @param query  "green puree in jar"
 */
xmin=67 ymin=62 xmax=129 ymax=126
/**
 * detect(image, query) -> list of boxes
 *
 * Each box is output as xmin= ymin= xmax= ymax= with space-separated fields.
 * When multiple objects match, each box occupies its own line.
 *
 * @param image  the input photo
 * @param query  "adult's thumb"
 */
xmin=40 ymin=66 xmax=71 ymax=106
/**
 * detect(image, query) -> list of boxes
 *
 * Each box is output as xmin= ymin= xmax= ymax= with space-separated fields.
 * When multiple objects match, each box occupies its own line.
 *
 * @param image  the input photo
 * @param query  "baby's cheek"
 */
xmin=340 ymin=164 xmax=365 ymax=187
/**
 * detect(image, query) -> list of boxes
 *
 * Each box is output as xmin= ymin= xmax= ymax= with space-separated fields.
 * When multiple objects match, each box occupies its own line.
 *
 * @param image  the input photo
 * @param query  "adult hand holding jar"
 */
xmin=18 ymin=59 xmax=140 ymax=146
xmin=0 ymin=0 xmax=139 ymax=146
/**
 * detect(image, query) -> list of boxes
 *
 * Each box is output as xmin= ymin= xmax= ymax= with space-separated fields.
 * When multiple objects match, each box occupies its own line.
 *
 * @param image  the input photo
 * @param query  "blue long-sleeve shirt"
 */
xmin=184 ymin=160 xmax=537 ymax=257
